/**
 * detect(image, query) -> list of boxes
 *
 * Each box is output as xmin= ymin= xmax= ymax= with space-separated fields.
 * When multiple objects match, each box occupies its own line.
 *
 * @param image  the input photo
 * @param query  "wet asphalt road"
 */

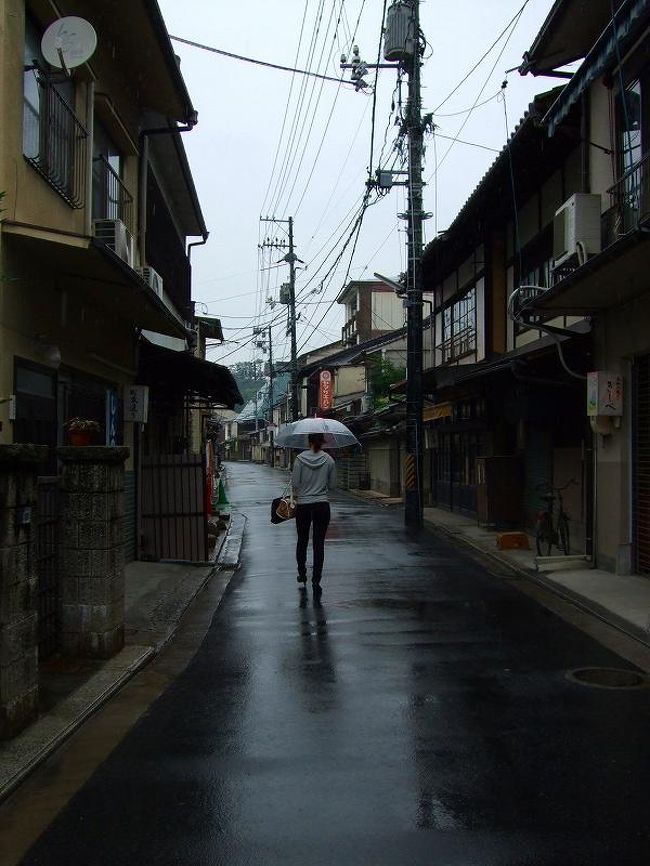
xmin=17 ymin=462 xmax=650 ymax=865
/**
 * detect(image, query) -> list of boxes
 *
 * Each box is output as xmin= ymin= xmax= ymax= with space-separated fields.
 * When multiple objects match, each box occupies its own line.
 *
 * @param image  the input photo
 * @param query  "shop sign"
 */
xmin=106 ymin=388 xmax=119 ymax=445
xmin=124 ymin=385 xmax=149 ymax=423
xmin=319 ymin=370 xmax=333 ymax=411
xmin=587 ymin=371 xmax=623 ymax=416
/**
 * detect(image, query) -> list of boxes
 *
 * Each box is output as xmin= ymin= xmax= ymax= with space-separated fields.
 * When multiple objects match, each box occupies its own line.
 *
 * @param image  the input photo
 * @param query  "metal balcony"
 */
xmin=92 ymin=156 xmax=134 ymax=236
xmin=602 ymin=151 xmax=650 ymax=247
xmin=23 ymin=77 xmax=88 ymax=208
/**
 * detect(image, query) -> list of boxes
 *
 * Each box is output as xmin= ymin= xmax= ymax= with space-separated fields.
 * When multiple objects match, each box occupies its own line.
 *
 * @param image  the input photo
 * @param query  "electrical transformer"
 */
xmin=383 ymin=1 xmax=415 ymax=63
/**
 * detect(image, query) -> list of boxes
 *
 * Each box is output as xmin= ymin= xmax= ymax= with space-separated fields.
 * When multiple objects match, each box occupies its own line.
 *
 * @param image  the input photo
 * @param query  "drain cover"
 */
xmin=566 ymin=667 xmax=649 ymax=690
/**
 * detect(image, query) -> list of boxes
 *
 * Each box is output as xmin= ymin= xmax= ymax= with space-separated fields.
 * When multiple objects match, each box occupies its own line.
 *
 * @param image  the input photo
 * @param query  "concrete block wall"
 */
xmin=57 ymin=446 xmax=129 ymax=659
xmin=0 ymin=445 xmax=47 ymax=738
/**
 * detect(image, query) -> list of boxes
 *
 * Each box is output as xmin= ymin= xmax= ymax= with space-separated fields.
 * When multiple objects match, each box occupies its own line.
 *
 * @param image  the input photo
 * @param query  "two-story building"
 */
xmin=421 ymin=86 xmax=591 ymax=547
xmin=518 ymin=0 xmax=650 ymax=574
xmin=1 ymin=2 xmax=241 ymax=570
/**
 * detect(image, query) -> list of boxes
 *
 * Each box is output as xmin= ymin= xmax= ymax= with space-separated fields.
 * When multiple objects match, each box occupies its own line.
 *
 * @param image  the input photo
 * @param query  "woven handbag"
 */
xmin=271 ymin=482 xmax=296 ymax=524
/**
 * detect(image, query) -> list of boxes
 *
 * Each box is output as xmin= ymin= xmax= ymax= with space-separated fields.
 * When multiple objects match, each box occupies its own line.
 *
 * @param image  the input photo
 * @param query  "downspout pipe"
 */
xmin=188 ymin=233 xmax=209 ymax=261
xmin=85 ymin=81 xmax=95 ymax=237
xmin=137 ymin=119 xmax=197 ymax=269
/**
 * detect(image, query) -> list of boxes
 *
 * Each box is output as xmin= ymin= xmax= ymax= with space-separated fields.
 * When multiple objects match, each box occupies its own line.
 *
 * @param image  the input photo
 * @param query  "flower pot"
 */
xmin=69 ymin=430 xmax=92 ymax=447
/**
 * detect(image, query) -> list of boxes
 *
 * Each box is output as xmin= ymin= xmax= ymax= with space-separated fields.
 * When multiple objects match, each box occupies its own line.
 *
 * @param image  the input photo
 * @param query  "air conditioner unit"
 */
xmin=137 ymin=266 xmax=164 ymax=298
xmin=94 ymin=219 xmax=136 ymax=269
xmin=553 ymin=193 xmax=601 ymax=269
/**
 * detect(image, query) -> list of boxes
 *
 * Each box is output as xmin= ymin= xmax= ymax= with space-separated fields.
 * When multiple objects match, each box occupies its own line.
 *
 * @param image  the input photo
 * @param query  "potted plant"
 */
xmin=64 ymin=417 xmax=101 ymax=446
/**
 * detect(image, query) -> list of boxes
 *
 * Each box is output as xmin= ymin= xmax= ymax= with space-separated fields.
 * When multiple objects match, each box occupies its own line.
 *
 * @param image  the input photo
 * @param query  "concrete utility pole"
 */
xmin=403 ymin=0 xmax=424 ymax=529
xmin=253 ymin=324 xmax=275 ymax=457
xmin=259 ymin=216 xmax=300 ymax=422
xmin=341 ymin=0 xmax=425 ymax=527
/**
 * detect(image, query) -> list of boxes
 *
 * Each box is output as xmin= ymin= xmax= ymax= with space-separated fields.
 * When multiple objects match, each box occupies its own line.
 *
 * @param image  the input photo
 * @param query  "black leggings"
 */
xmin=295 ymin=502 xmax=331 ymax=582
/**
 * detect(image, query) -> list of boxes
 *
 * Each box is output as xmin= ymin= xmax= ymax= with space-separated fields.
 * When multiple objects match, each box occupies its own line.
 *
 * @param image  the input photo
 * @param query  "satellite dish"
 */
xmin=41 ymin=17 xmax=97 ymax=70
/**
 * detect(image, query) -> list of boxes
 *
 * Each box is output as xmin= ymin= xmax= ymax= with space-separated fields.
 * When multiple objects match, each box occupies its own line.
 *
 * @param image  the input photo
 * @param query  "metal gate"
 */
xmin=36 ymin=477 xmax=61 ymax=660
xmin=633 ymin=355 xmax=650 ymax=574
xmin=141 ymin=453 xmax=208 ymax=562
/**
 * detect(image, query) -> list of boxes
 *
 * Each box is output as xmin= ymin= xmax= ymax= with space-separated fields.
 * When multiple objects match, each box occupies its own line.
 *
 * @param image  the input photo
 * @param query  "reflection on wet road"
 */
xmin=17 ymin=462 xmax=650 ymax=865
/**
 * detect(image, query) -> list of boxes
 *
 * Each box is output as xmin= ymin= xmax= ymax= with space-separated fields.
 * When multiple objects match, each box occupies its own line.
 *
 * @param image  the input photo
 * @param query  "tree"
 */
xmin=229 ymin=360 xmax=265 ymax=406
xmin=368 ymin=356 xmax=406 ymax=409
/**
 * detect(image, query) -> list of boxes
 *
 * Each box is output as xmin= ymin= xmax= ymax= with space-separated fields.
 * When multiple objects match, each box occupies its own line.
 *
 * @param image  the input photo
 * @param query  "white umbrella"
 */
xmin=274 ymin=417 xmax=361 ymax=450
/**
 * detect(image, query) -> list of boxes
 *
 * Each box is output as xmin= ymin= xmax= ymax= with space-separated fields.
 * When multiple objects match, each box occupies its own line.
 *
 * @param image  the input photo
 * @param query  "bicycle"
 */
xmin=535 ymin=480 xmax=575 ymax=556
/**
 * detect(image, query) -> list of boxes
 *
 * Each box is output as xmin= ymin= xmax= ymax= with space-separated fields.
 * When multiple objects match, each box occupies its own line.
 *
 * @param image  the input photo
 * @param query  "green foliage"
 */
xmin=229 ymin=360 xmax=265 ymax=406
xmin=368 ymin=357 xmax=405 ymax=406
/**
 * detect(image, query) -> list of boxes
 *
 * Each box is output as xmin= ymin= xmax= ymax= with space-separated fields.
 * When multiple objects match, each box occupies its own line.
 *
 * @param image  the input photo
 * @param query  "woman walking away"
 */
xmin=291 ymin=433 xmax=336 ymax=592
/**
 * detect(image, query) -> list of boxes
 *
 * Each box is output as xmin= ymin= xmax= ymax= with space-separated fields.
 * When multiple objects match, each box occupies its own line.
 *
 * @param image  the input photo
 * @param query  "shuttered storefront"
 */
xmin=633 ymin=355 xmax=650 ymax=574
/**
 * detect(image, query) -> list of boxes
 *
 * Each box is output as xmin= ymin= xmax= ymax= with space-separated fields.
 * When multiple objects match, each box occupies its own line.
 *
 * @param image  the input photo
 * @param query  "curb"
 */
xmin=216 ymin=512 xmax=246 ymax=570
xmin=0 ymin=515 xmax=248 ymax=804
xmin=423 ymin=518 xmax=650 ymax=650
xmin=0 ymin=645 xmax=153 ymax=804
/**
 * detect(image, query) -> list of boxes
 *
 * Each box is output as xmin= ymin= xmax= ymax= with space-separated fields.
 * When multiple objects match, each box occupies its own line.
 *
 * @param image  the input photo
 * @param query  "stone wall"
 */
xmin=0 ymin=445 xmax=47 ymax=738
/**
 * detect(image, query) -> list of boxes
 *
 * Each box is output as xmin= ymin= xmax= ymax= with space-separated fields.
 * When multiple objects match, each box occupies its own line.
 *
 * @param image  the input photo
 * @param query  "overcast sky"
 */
xmin=156 ymin=0 xmax=562 ymax=370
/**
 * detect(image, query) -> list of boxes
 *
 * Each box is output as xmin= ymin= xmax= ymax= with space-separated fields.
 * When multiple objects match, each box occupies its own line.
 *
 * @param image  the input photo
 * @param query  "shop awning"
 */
xmin=423 ymin=402 xmax=453 ymax=421
xmin=543 ymin=0 xmax=649 ymax=135
xmin=139 ymin=341 xmax=242 ymax=408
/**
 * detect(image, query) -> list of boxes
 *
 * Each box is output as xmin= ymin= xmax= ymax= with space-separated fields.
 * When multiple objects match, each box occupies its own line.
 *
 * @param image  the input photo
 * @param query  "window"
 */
xmin=441 ymin=287 xmax=476 ymax=362
xmin=23 ymin=18 xmax=88 ymax=207
xmin=619 ymin=78 xmax=642 ymax=176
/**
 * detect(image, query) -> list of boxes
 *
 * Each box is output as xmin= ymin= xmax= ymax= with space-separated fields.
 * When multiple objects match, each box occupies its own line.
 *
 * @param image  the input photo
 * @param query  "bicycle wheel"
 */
xmin=557 ymin=516 xmax=570 ymax=555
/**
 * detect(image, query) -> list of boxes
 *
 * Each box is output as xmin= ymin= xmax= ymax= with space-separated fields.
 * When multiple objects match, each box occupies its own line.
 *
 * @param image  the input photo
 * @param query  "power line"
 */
xmin=432 ymin=0 xmax=531 ymax=113
xmin=259 ymin=0 xmax=310 ymax=217
xmin=429 ymin=6 xmax=526 ymax=180
xmin=169 ymin=34 xmax=350 ymax=85
xmin=269 ymin=0 xmax=329 ymax=216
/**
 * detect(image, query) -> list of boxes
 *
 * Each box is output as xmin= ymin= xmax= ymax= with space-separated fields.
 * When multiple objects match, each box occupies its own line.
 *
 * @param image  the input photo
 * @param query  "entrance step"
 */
xmin=535 ymin=554 xmax=590 ymax=573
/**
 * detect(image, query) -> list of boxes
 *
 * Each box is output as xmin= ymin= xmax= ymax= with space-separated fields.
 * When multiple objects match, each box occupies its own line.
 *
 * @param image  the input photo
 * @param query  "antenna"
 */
xmin=41 ymin=17 xmax=97 ymax=74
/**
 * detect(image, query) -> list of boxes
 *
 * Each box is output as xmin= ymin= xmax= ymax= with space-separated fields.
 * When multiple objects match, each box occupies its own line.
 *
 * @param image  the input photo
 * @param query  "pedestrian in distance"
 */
xmin=291 ymin=433 xmax=336 ymax=593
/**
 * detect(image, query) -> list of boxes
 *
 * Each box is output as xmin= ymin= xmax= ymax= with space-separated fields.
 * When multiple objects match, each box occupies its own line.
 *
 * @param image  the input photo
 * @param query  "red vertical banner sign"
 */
xmin=319 ymin=370 xmax=333 ymax=412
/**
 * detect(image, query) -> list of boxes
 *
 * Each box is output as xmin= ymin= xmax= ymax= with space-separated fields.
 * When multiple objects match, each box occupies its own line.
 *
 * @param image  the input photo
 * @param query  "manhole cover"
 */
xmin=566 ymin=667 xmax=649 ymax=690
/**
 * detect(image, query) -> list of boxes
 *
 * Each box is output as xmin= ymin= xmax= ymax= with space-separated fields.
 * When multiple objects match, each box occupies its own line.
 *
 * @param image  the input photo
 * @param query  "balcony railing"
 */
xmin=92 ymin=156 xmax=134 ymax=236
xmin=602 ymin=151 xmax=650 ymax=246
xmin=23 ymin=77 xmax=88 ymax=208
xmin=440 ymin=325 xmax=476 ymax=362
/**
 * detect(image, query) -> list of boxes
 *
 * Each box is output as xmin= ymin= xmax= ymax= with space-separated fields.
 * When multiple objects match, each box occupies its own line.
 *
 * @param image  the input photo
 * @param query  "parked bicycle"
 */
xmin=535 ymin=479 xmax=576 ymax=556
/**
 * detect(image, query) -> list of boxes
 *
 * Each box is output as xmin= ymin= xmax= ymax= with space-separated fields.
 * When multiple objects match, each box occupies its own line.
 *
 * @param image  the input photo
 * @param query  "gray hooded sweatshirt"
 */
xmin=291 ymin=450 xmax=336 ymax=504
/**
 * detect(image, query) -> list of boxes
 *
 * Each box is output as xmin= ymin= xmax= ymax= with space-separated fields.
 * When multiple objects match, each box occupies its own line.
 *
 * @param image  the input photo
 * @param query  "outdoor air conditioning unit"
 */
xmin=94 ymin=219 xmax=135 ymax=269
xmin=553 ymin=193 xmax=601 ymax=270
xmin=137 ymin=266 xmax=164 ymax=298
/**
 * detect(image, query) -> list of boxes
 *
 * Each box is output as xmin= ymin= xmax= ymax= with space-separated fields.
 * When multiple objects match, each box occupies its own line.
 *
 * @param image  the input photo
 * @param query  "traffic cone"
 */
xmin=214 ymin=477 xmax=230 ymax=515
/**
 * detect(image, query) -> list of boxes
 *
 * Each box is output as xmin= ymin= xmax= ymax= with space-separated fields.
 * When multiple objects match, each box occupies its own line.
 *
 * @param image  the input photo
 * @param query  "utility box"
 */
xmin=476 ymin=455 xmax=523 ymax=528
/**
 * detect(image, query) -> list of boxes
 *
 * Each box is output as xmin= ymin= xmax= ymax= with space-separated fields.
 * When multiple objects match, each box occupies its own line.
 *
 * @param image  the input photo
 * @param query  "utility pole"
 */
xmin=253 ymin=324 xmax=274 ymax=459
xmin=403 ymin=0 xmax=424 ymax=529
xmin=341 ymin=1 xmax=425 ymax=528
xmin=259 ymin=216 xmax=300 ymax=421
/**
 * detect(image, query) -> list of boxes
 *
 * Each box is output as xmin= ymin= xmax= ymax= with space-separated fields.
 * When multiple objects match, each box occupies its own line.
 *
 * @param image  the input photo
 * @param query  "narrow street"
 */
xmin=5 ymin=461 xmax=650 ymax=865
